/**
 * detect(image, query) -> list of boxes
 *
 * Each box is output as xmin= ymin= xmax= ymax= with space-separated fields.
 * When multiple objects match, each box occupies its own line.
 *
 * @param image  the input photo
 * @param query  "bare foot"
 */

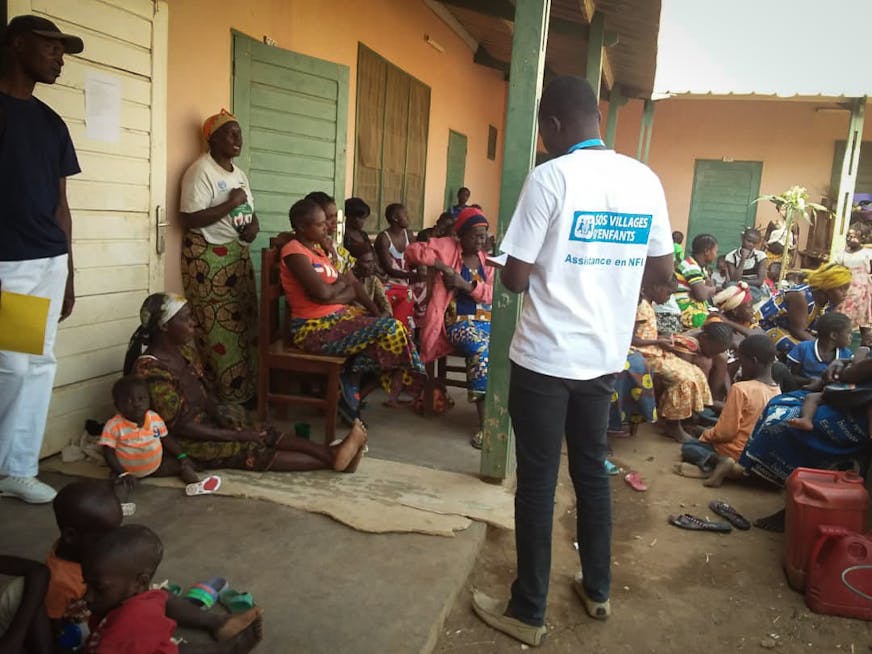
xmin=754 ymin=509 xmax=786 ymax=533
xmin=180 ymin=466 xmax=200 ymax=485
xmin=226 ymin=611 xmax=263 ymax=653
xmin=331 ymin=419 xmax=368 ymax=471
xmin=787 ymin=417 xmax=814 ymax=431
xmin=661 ymin=420 xmax=692 ymax=443
xmin=702 ymin=457 xmax=734 ymax=487
xmin=214 ymin=607 xmax=260 ymax=642
xmin=672 ymin=462 xmax=710 ymax=479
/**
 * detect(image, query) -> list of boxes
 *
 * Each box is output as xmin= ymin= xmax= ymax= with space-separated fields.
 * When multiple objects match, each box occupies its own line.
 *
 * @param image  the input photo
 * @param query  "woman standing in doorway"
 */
xmin=179 ymin=110 xmax=258 ymax=405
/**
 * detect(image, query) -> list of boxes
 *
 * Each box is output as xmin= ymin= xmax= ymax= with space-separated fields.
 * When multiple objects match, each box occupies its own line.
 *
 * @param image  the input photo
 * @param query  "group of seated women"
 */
xmin=612 ymin=226 xmax=867 ymax=531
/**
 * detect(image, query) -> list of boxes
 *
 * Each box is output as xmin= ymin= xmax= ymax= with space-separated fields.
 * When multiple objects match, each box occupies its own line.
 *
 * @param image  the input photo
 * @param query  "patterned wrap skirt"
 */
xmin=181 ymin=231 xmax=257 ymax=404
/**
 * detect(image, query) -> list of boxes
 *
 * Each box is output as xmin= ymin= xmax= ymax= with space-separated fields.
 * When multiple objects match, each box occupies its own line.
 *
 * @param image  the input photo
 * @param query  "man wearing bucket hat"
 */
xmin=0 ymin=15 xmax=83 ymax=503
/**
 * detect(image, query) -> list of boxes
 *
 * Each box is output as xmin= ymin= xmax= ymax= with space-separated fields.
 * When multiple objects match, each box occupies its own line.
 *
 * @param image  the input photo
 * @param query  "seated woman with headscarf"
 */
xmin=758 ymin=263 xmax=852 ymax=357
xmin=709 ymin=357 xmax=872 ymax=530
xmin=125 ymin=294 xmax=367 ymax=474
xmin=281 ymin=198 xmax=425 ymax=419
xmin=405 ymin=207 xmax=494 ymax=448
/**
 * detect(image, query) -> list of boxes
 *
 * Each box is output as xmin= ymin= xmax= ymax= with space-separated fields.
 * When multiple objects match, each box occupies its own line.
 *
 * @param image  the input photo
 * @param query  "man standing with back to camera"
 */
xmin=0 ymin=15 xmax=83 ymax=503
xmin=472 ymin=76 xmax=674 ymax=646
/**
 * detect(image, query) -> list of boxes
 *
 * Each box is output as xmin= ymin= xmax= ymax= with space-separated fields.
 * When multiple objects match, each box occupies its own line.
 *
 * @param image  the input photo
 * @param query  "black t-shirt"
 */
xmin=0 ymin=91 xmax=80 ymax=261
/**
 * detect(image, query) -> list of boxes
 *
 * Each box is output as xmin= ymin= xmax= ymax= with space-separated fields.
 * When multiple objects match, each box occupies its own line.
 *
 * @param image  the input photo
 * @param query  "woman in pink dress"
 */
xmin=834 ymin=227 xmax=872 ymax=347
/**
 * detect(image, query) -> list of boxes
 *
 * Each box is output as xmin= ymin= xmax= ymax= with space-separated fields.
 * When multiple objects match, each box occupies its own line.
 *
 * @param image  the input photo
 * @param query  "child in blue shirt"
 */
xmin=787 ymin=312 xmax=853 ymax=380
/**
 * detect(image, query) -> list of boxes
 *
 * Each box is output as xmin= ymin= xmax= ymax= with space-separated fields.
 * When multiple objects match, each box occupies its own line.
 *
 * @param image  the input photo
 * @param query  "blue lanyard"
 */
xmin=566 ymin=138 xmax=606 ymax=153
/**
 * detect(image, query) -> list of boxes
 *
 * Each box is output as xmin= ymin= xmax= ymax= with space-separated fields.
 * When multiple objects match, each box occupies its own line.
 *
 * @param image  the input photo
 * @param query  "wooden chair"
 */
xmin=257 ymin=246 xmax=346 ymax=443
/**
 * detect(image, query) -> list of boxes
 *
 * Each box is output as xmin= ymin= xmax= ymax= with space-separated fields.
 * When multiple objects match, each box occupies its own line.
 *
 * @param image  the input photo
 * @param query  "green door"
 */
xmin=232 ymin=32 xmax=349 ymax=266
xmin=687 ymin=160 xmax=763 ymax=253
xmin=444 ymin=130 xmax=467 ymax=212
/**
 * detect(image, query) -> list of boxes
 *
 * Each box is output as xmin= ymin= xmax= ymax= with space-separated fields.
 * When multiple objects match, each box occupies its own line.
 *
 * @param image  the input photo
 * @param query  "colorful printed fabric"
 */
xmin=674 ymin=255 xmax=712 ymax=328
xmin=98 ymin=411 xmax=167 ymax=477
xmin=609 ymin=351 xmax=657 ymax=431
xmin=634 ymin=299 xmax=712 ymax=420
xmin=738 ymin=391 xmax=870 ymax=486
xmin=836 ymin=248 xmax=872 ymax=329
xmin=757 ymin=284 xmax=826 ymax=355
xmin=132 ymin=352 xmax=278 ymax=472
xmin=289 ymin=305 xmax=425 ymax=395
xmin=445 ymin=320 xmax=489 ymax=401
xmin=181 ymin=230 xmax=257 ymax=404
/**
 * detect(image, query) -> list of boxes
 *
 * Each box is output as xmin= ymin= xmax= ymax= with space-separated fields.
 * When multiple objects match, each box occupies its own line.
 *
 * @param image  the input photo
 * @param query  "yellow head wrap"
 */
xmin=805 ymin=263 xmax=852 ymax=290
xmin=202 ymin=109 xmax=238 ymax=142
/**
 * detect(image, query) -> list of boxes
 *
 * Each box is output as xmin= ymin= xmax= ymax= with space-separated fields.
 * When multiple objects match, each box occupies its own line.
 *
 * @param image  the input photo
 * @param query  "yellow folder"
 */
xmin=0 ymin=291 xmax=50 ymax=355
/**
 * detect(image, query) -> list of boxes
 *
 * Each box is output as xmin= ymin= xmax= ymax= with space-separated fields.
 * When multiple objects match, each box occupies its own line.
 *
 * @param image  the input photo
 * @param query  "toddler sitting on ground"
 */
xmin=83 ymin=525 xmax=263 ymax=653
xmin=679 ymin=335 xmax=781 ymax=487
xmin=100 ymin=376 xmax=220 ymax=510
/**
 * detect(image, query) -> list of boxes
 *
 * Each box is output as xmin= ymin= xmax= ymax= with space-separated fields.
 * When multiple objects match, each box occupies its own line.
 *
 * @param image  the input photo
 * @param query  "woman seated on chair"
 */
xmin=280 ymin=198 xmax=426 ymax=422
xmin=125 ymin=293 xmax=367 ymax=473
xmin=405 ymin=207 xmax=493 ymax=448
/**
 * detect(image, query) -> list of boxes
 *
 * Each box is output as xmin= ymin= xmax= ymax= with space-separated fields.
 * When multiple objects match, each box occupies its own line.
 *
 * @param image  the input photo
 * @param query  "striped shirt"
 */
xmin=99 ymin=411 xmax=167 ymax=477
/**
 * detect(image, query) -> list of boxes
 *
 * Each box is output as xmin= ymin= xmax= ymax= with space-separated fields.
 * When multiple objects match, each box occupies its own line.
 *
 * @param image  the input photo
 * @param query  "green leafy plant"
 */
xmin=754 ymin=186 xmax=829 ymax=281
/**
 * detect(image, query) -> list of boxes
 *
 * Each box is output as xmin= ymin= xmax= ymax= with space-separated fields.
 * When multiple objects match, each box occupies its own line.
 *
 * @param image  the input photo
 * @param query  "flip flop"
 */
xmin=185 ymin=475 xmax=221 ymax=497
xmin=624 ymin=471 xmax=647 ymax=491
xmin=218 ymin=588 xmax=255 ymax=614
xmin=708 ymin=500 xmax=750 ymax=530
xmin=668 ymin=513 xmax=732 ymax=533
xmin=604 ymin=459 xmax=620 ymax=475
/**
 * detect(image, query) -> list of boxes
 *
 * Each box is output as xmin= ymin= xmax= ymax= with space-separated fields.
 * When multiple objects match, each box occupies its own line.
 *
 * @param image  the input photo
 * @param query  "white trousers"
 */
xmin=0 ymin=255 xmax=67 ymax=476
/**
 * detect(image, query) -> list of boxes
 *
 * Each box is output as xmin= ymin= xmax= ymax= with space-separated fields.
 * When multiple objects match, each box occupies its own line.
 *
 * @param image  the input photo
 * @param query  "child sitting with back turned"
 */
xmin=83 ymin=525 xmax=263 ymax=654
xmin=351 ymin=244 xmax=392 ymax=317
xmin=679 ymin=335 xmax=781 ymax=487
xmin=100 ymin=376 xmax=220 ymax=508
xmin=786 ymin=312 xmax=853 ymax=381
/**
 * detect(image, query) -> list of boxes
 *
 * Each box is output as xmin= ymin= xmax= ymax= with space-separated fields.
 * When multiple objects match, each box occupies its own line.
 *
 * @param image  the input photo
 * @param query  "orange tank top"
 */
xmin=280 ymin=239 xmax=345 ymax=319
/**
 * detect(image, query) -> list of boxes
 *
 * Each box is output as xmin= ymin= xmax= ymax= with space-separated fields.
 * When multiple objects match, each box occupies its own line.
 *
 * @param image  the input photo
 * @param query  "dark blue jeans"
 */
xmin=680 ymin=439 xmax=718 ymax=473
xmin=507 ymin=362 xmax=616 ymax=626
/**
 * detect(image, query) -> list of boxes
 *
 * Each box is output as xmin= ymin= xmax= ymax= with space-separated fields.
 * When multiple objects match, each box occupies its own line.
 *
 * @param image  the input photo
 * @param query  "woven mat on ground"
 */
xmin=41 ymin=456 xmax=514 ymax=537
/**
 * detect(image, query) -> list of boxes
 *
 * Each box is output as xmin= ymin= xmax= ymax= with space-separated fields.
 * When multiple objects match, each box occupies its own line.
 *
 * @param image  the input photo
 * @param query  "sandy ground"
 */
xmin=435 ymin=425 xmax=872 ymax=653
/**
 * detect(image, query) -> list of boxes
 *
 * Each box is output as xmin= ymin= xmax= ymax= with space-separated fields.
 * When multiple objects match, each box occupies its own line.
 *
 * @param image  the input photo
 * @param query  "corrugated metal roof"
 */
xmin=654 ymin=0 xmax=872 ymax=99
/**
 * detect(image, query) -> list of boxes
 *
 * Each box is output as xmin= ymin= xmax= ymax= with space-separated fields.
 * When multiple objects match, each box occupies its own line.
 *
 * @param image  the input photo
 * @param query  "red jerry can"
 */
xmin=784 ymin=468 xmax=869 ymax=591
xmin=805 ymin=526 xmax=872 ymax=620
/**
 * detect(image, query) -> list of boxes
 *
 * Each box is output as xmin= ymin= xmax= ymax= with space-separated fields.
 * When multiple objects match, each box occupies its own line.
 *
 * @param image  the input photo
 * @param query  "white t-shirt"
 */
xmin=179 ymin=153 xmax=255 ymax=245
xmin=725 ymin=248 xmax=767 ymax=280
xmin=500 ymin=149 xmax=673 ymax=380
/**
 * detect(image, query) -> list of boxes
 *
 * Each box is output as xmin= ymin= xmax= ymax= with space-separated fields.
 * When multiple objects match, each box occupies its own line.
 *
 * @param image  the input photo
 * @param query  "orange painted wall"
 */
xmin=165 ymin=0 xmax=507 ymax=291
xmin=610 ymin=98 xmax=872 ymax=251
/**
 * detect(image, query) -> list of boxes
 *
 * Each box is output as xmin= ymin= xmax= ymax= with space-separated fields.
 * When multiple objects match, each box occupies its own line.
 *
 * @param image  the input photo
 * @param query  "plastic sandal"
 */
xmin=604 ymin=460 xmax=620 ymax=475
xmin=470 ymin=431 xmax=483 ymax=449
xmin=668 ymin=513 xmax=732 ymax=533
xmin=624 ymin=471 xmax=647 ymax=491
xmin=219 ymin=588 xmax=255 ymax=614
xmin=184 ymin=577 xmax=227 ymax=609
xmin=185 ymin=475 xmax=221 ymax=497
xmin=708 ymin=500 xmax=750 ymax=530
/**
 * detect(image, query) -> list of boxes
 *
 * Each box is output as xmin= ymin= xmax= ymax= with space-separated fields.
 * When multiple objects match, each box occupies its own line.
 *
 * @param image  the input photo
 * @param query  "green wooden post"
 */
xmin=585 ymin=11 xmax=604 ymax=103
xmin=830 ymin=97 xmax=866 ymax=259
xmin=604 ymin=86 xmax=626 ymax=149
xmin=480 ymin=0 xmax=551 ymax=481
xmin=636 ymin=99 xmax=655 ymax=163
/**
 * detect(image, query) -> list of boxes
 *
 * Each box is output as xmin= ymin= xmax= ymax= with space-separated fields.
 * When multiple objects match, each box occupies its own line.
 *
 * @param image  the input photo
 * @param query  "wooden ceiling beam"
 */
xmin=439 ymin=0 xmax=589 ymax=39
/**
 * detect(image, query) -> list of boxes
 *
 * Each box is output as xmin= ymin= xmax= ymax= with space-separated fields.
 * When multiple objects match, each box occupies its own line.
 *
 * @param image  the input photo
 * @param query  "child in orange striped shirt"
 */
xmin=100 ymin=377 xmax=218 ymax=509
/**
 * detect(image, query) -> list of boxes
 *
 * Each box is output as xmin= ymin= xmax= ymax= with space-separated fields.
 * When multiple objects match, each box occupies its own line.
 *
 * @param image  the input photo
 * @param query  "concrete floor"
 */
xmin=1 ymin=388 xmax=492 ymax=654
